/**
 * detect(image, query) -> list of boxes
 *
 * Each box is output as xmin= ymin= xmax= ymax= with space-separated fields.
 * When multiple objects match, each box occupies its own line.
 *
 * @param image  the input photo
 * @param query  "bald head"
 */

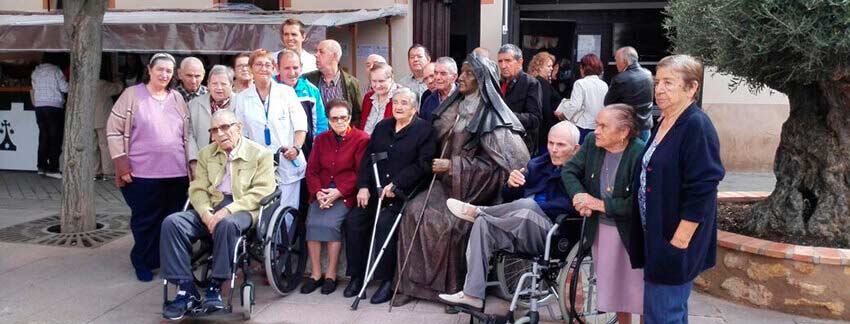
xmin=316 ymin=40 xmax=342 ymax=71
xmin=473 ymin=47 xmax=491 ymax=59
xmin=547 ymin=121 xmax=581 ymax=166
xmin=365 ymin=54 xmax=387 ymax=72
xmin=179 ymin=57 xmax=205 ymax=93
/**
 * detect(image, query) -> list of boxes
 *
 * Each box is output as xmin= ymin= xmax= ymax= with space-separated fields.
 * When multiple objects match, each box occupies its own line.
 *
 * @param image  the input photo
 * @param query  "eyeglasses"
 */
xmin=209 ymin=122 xmax=238 ymax=134
xmin=329 ymin=115 xmax=350 ymax=122
xmin=252 ymin=62 xmax=275 ymax=70
xmin=235 ymin=63 xmax=250 ymax=69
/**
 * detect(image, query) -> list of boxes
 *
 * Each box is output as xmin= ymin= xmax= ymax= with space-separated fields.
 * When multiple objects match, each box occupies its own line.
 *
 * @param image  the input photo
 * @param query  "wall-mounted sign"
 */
xmin=0 ymin=102 xmax=37 ymax=171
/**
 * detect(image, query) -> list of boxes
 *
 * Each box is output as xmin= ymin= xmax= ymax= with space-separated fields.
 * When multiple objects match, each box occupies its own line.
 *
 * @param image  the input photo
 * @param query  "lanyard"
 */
xmin=257 ymin=87 xmax=272 ymax=146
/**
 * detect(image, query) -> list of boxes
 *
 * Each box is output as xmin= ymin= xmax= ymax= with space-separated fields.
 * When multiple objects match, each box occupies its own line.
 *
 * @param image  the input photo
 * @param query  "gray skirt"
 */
xmin=306 ymin=200 xmax=350 ymax=242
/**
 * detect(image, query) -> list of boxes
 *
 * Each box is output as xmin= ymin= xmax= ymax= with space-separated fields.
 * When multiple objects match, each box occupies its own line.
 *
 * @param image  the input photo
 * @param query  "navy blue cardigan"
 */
xmin=628 ymin=103 xmax=725 ymax=285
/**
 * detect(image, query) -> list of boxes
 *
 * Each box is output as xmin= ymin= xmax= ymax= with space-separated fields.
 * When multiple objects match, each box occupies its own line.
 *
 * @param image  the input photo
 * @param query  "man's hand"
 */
xmin=189 ymin=160 xmax=198 ymax=179
xmin=381 ymin=183 xmax=396 ymax=199
xmin=507 ymin=168 xmax=526 ymax=188
xmin=554 ymin=110 xmax=566 ymax=121
xmin=282 ymin=147 xmax=299 ymax=161
xmin=432 ymin=158 xmax=451 ymax=174
xmin=356 ymin=188 xmax=370 ymax=208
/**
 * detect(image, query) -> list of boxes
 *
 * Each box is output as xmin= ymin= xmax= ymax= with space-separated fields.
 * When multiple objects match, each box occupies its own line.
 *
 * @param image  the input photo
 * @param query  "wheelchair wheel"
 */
xmin=264 ymin=206 xmax=307 ymax=296
xmin=241 ymin=282 xmax=254 ymax=320
xmin=556 ymin=244 xmax=616 ymax=324
xmin=495 ymin=255 xmax=555 ymax=307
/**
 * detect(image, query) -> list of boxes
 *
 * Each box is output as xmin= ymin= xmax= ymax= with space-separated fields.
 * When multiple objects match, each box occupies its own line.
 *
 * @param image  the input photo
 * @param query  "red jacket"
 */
xmin=306 ymin=127 xmax=370 ymax=208
xmin=359 ymin=89 xmax=394 ymax=130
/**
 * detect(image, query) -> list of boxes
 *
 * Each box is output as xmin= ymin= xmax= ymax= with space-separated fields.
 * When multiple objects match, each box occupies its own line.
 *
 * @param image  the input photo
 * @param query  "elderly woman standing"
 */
xmin=232 ymin=52 xmax=253 ymax=93
xmin=107 ymin=53 xmax=191 ymax=282
xmin=359 ymin=62 xmax=399 ymax=134
xmin=556 ymin=53 xmax=608 ymax=144
xmin=188 ymin=65 xmax=234 ymax=167
xmin=631 ymin=55 xmax=724 ymax=323
xmin=347 ymin=88 xmax=437 ymax=304
xmin=233 ymin=49 xmax=308 ymax=209
xmin=527 ymin=52 xmax=562 ymax=154
xmin=562 ymin=104 xmax=646 ymax=324
xmin=302 ymin=100 xmax=370 ymax=295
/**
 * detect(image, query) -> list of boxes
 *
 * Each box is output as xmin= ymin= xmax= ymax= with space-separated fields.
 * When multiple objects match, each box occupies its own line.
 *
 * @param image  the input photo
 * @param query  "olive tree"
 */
xmin=665 ymin=0 xmax=850 ymax=247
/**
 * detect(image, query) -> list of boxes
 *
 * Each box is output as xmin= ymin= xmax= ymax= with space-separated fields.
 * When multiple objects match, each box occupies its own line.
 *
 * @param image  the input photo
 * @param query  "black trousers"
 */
xmin=120 ymin=176 xmax=189 ymax=272
xmin=345 ymin=197 xmax=403 ymax=281
xmin=160 ymin=196 xmax=253 ymax=281
xmin=35 ymin=106 xmax=65 ymax=172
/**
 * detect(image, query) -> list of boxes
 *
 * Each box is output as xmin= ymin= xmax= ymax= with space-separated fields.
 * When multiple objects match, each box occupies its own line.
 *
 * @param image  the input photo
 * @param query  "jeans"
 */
xmin=644 ymin=280 xmax=693 ymax=324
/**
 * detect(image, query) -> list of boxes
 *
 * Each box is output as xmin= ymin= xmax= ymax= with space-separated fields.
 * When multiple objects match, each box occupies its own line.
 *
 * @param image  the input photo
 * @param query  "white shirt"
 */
xmin=30 ymin=63 xmax=69 ymax=108
xmin=274 ymin=49 xmax=317 ymax=74
xmin=557 ymin=75 xmax=609 ymax=129
xmin=233 ymin=81 xmax=308 ymax=184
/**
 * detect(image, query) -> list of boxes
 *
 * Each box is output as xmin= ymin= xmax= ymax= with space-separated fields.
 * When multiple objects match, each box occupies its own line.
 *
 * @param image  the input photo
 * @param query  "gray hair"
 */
xmin=320 ymin=40 xmax=343 ymax=61
xmin=370 ymin=62 xmax=394 ymax=79
xmin=211 ymin=109 xmax=239 ymax=125
xmin=208 ymin=65 xmax=234 ymax=85
xmin=550 ymin=121 xmax=580 ymax=146
xmin=603 ymin=104 xmax=640 ymax=139
xmin=277 ymin=48 xmax=302 ymax=66
xmin=617 ymin=47 xmax=639 ymax=65
xmin=366 ymin=54 xmax=386 ymax=64
xmin=393 ymin=87 xmax=419 ymax=110
xmin=435 ymin=56 xmax=458 ymax=75
xmin=498 ymin=44 xmax=523 ymax=60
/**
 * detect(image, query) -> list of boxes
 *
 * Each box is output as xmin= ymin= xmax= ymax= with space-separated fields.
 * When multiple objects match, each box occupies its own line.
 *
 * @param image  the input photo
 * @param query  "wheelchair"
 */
xmin=458 ymin=215 xmax=617 ymax=324
xmin=162 ymin=188 xmax=308 ymax=320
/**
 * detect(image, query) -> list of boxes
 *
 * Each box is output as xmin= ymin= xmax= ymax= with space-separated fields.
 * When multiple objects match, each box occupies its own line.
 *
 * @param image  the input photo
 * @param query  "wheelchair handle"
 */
xmin=555 ymin=214 xmax=583 ymax=224
xmin=260 ymin=188 xmax=282 ymax=206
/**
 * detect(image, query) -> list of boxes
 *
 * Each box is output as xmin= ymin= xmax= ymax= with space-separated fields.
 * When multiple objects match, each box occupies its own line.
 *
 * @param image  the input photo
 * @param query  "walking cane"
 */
xmin=388 ymin=114 xmax=460 ymax=312
xmin=350 ymin=153 xmax=388 ymax=310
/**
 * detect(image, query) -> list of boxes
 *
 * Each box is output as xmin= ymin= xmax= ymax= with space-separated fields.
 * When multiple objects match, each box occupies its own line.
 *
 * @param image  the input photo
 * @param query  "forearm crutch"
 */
xmin=389 ymin=114 xmax=460 ymax=312
xmin=350 ymin=197 xmax=412 ymax=310
xmin=351 ymin=153 xmax=387 ymax=310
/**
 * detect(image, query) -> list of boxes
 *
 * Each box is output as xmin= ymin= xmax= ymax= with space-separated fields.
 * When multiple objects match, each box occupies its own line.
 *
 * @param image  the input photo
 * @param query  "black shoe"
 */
xmin=445 ymin=304 xmax=460 ymax=314
xmin=370 ymin=280 xmax=393 ymax=304
xmin=163 ymin=290 xmax=200 ymax=320
xmin=320 ymin=278 xmax=338 ymax=295
xmin=343 ymin=277 xmax=363 ymax=298
xmin=300 ymin=276 xmax=323 ymax=294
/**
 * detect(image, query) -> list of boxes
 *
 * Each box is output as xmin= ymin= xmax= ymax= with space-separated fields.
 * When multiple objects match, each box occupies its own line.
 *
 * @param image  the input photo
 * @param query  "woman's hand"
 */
xmin=381 ymin=183 xmax=396 ymax=199
xmin=120 ymin=173 xmax=134 ymax=184
xmin=572 ymin=193 xmax=605 ymax=214
xmin=281 ymin=146 xmax=299 ymax=161
xmin=356 ymin=188 xmax=370 ymax=208
xmin=319 ymin=188 xmax=341 ymax=208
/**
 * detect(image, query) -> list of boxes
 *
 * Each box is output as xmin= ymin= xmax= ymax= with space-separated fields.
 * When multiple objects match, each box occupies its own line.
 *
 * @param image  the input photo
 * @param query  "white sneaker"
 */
xmin=44 ymin=172 xmax=62 ymax=180
xmin=438 ymin=291 xmax=483 ymax=309
xmin=37 ymin=170 xmax=45 ymax=176
xmin=446 ymin=198 xmax=477 ymax=223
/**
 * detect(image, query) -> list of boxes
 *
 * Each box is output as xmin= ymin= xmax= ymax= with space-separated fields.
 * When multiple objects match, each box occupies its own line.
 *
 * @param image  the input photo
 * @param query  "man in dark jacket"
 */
xmin=497 ymin=44 xmax=543 ymax=155
xmin=437 ymin=121 xmax=581 ymax=309
xmin=603 ymin=46 xmax=654 ymax=140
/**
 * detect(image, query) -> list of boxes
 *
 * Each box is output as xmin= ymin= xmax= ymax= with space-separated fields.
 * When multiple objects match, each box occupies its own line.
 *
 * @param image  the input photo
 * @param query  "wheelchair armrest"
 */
xmin=260 ymin=189 xmax=281 ymax=206
xmin=555 ymin=213 xmax=582 ymax=225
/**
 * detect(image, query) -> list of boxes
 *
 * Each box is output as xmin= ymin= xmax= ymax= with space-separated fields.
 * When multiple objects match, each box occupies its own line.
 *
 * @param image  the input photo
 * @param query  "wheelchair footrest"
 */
xmin=188 ymin=305 xmax=233 ymax=317
xmin=450 ymin=305 xmax=508 ymax=324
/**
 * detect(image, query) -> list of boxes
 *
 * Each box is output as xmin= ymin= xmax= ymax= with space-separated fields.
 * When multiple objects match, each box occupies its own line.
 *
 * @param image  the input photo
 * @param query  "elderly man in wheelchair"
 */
xmin=159 ymin=110 xmax=276 ymax=320
xmin=437 ymin=121 xmax=582 ymax=314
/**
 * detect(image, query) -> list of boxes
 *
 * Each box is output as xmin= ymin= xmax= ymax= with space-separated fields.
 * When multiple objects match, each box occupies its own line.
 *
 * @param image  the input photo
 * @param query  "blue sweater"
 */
xmin=629 ymin=103 xmax=725 ymax=285
xmin=502 ymin=153 xmax=577 ymax=222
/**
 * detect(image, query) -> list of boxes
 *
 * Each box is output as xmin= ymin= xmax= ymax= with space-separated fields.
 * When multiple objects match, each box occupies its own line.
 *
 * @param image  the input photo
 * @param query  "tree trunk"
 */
xmin=60 ymin=0 xmax=106 ymax=233
xmin=746 ymin=81 xmax=850 ymax=247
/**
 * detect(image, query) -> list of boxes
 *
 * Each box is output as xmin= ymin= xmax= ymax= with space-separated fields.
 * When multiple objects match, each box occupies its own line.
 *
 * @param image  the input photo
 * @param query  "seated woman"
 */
xmin=561 ymin=104 xmax=646 ymax=323
xmin=348 ymin=87 xmax=437 ymax=304
xmin=302 ymin=100 xmax=370 ymax=294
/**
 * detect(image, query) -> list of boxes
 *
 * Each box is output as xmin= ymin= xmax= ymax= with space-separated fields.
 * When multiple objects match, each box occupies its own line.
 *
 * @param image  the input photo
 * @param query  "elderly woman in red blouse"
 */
xmin=303 ymin=99 xmax=370 ymax=294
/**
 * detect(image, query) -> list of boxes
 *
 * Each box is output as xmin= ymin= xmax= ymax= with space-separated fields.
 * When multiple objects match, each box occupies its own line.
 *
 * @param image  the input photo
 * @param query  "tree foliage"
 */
xmin=664 ymin=0 xmax=850 ymax=93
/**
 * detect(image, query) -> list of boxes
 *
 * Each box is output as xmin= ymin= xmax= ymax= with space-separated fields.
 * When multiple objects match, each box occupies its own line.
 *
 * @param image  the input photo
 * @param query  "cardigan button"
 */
xmin=646 ymin=186 xmax=651 ymax=193
xmin=647 ymin=166 xmax=653 ymax=172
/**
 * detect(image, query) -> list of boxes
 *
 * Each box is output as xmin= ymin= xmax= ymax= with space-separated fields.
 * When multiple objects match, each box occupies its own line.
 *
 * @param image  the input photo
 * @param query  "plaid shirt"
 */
xmin=317 ymin=71 xmax=343 ymax=106
xmin=30 ymin=63 xmax=69 ymax=108
xmin=176 ymin=83 xmax=208 ymax=103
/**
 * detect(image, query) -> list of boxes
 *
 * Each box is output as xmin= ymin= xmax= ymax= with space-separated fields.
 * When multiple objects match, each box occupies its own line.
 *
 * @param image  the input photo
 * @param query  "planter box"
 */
xmin=696 ymin=192 xmax=850 ymax=320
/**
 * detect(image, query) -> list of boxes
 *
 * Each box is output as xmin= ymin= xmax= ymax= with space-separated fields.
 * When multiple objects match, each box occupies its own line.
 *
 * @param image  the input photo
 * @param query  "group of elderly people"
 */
xmin=105 ymin=25 xmax=723 ymax=323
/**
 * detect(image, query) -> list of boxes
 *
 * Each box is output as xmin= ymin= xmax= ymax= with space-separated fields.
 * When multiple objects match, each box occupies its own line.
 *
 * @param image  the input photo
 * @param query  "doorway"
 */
xmin=519 ymin=19 xmax=576 ymax=98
